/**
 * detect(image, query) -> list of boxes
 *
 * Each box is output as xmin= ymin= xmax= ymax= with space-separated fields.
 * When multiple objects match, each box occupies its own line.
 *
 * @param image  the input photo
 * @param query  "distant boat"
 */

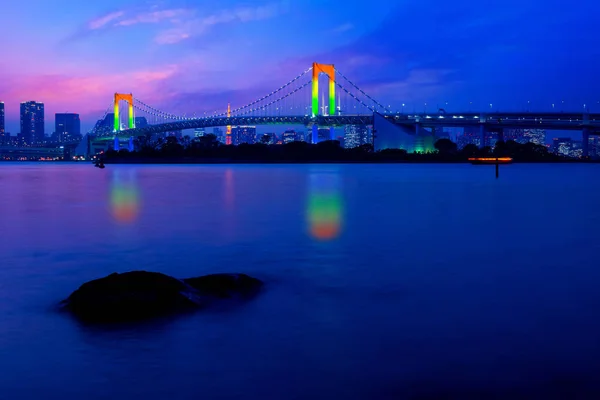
xmin=468 ymin=157 xmax=513 ymax=165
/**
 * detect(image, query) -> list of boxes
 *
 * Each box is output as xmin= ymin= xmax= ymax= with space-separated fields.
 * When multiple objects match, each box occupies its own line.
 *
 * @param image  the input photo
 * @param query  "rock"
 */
xmin=61 ymin=271 xmax=263 ymax=323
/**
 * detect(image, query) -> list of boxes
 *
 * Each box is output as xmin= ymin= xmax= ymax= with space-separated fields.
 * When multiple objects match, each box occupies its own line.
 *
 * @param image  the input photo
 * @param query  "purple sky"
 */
xmin=1 ymin=0 xmax=599 ymax=134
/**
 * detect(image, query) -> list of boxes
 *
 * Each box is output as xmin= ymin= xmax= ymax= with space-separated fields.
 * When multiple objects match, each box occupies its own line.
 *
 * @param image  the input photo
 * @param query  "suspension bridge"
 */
xmin=90 ymin=61 xmax=600 ymax=156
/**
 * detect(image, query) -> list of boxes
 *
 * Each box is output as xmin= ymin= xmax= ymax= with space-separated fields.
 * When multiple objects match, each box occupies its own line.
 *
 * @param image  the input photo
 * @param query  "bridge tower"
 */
xmin=312 ymin=63 xmax=336 ymax=117
xmin=226 ymin=103 xmax=232 ymax=145
xmin=114 ymin=93 xmax=135 ymax=132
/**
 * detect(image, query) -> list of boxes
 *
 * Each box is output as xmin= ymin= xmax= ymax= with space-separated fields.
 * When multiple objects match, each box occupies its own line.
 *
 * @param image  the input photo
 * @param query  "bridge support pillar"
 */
xmin=479 ymin=125 xmax=486 ymax=149
xmin=330 ymin=126 xmax=335 ymax=141
xmin=312 ymin=124 xmax=318 ymax=144
xmin=415 ymin=123 xmax=423 ymax=136
xmin=583 ymin=128 xmax=590 ymax=158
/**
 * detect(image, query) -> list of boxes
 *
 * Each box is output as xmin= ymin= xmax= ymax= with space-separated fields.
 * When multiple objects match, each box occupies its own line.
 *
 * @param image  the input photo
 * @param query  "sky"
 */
xmin=1 ymin=0 xmax=600 ymax=135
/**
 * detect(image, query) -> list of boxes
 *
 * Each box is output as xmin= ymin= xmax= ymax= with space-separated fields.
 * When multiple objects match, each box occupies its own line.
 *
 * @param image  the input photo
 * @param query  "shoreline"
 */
xmin=100 ymin=158 xmax=598 ymax=165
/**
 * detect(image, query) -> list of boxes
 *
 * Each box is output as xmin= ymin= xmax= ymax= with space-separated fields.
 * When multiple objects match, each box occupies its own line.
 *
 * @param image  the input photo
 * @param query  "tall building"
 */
xmin=232 ymin=126 xmax=256 ymax=145
xmin=457 ymin=127 xmax=481 ymax=149
xmin=588 ymin=136 xmax=600 ymax=158
xmin=20 ymin=101 xmax=45 ymax=145
xmin=55 ymin=113 xmax=81 ymax=143
xmin=0 ymin=102 xmax=4 ymax=135
xmin=194 ymin=128 xmax=205 ymax=137
xmin=523 ymin=129 xmax=546 ymax=145
xmin=344 ymin=125 xmax=370 ymax=148
xmin=553 ymin=137 xmax=573 ymax=156
xmin=213 ymin=127 xmax=225 ymax=143
xmin=282 ymin=130 xmax=302 ymax=144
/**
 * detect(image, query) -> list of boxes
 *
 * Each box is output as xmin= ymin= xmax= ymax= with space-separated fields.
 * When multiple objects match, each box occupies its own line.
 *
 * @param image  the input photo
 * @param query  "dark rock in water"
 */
xmin=61 ymin=271 xmax=263 ymax=323
xmin=183 ymin=273 xmax=263 ymax=299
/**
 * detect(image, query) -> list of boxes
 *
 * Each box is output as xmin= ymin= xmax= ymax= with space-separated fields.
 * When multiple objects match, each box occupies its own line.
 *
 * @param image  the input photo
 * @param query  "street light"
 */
xmin=402 ymin=103 xmax=405 ymax=113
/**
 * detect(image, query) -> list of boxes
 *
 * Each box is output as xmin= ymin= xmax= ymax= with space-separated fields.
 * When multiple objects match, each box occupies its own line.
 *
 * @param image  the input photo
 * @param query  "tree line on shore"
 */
xmin=101 ymin=134 xmax=567 ymax=162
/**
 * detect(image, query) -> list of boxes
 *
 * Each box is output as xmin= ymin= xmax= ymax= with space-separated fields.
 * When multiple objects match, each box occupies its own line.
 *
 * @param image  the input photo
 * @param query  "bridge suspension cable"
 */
xmin=334 ymin=68 xmax=391 ymax=113
xmin=132 ymin=67 xmax=314 ymax=121
xmin=238 ymin=80 xmax=312 ymax=115
xmin=214 ymin=67 xmax=313 ymax=117
xmin=134 ymin=99 xmax=187 ymax=121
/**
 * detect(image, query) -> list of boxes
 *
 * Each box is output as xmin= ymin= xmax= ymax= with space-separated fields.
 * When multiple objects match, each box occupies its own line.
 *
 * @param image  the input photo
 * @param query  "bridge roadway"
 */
xmin=116 ymin=112 xmax=600 ymax=137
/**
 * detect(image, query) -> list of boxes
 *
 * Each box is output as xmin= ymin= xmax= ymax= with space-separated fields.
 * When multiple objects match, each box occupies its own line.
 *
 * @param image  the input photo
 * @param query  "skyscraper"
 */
xmin=232 ymin=126 xmax=256 ymax=145
xmin=55 ymin=113 xmax=81 ymax=143
xmin=213 ymin=127 xmax=225 ymax=143
xmin=344 ymin=125 xmax=370 ymax=148
xmin=553 ymin=137 xmax=572 ymax=156
xmin=523 ymin=129 xmax=546 ymax=145
xmin=0 ymin=102 xmax=5 ymax=135
xmin=20 ymin=101 xmax=44 ymax=145
xmin=194 ymin=128 xmax=205 ymax=137
xmin=457 ymin=127 xmax=481 ymax=149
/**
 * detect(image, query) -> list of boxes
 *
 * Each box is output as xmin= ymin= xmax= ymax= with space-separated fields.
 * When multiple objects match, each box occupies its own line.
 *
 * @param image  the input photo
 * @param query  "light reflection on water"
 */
xmin=307 ymin=171 xmax=343 ymax=241
xmin=109 ymin=169 xmax=140 ymax=224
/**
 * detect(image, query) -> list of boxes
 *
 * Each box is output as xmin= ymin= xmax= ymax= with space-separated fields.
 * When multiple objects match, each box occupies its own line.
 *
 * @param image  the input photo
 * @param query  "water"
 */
xmin=1 ymin=162 xmax=600 ymax=399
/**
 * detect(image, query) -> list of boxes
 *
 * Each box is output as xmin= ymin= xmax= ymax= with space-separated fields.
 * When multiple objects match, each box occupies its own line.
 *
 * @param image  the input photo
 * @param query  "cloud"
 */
xmin=154 ymin=3 xmax=284 ymax=45
xmin=116 ymin=9 xmax=189 ymax=27
xmin=88 ymin=11 xmax=125 ymax=30
xmin=0 ymin=65 xmax=181 ymax=130
xmin=77 ymin=3 xmax=284 ymax=45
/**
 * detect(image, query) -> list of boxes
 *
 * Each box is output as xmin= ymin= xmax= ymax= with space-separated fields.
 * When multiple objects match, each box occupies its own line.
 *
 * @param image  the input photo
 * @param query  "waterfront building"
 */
xmin=344 ymin=125 xmax=370 ymax=148
xmin=523 ymin=129 xmax=546 ymax=145
xmin=0 ymin=102 xmax=4 ymax=136
xmin=232 ymin=126 xmax=257 ymax=145
xmin=553 ymin=137 xmax=572 ymax=156
xmin=20 ymin=101 xmax=44 ymax=145
xmin=55 ymin=113 xmax=81 ymax=143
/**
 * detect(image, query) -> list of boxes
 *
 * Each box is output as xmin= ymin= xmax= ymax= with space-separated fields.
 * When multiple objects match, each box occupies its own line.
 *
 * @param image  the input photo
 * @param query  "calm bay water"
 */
xmin=1 ymin=162 xmax=600 ymax=399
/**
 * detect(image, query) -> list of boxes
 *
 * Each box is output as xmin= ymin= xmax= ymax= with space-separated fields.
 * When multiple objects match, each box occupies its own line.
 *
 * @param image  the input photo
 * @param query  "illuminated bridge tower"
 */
xmin=311 ymin=63 xmax=337 ymax=144
xmin=312 ymin=63 xmax=336 ymax=118
xmin=226 ymin=103 xmax=232 ymax=145
xmin=114 ymin=93 xmax=135 ymax=132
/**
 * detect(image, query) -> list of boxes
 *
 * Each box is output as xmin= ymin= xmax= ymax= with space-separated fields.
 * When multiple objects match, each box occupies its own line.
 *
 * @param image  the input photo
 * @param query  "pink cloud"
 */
xmin=0 ymin=66 xmax=182 ymax=130
xmin=117 ymin=9 xmax=189 ymax=27
xmin=88 ymin=11 xmax=125 ymax=30
xmin=154 ymin=3 xmax=285 ymax=45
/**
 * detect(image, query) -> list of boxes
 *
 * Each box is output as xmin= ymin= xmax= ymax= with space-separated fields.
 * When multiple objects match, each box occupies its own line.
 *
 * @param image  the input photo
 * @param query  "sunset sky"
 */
xmin=1 ymin=0 xmax=599 ymax=133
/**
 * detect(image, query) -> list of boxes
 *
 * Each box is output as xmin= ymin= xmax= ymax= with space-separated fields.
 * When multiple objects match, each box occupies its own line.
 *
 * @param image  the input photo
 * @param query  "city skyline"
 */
xmin=1 ymin=0 xmax=599 ymax=135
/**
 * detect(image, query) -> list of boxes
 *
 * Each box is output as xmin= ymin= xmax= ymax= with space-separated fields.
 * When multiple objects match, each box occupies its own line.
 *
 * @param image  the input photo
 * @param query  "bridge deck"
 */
xmin=101 ymin=112 xmax=600 ymax=137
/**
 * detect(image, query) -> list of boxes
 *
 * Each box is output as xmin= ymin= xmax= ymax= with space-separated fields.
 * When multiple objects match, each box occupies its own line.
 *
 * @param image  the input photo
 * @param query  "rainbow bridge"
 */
xmin=93 ymin=62 xmax=600 ymax=156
